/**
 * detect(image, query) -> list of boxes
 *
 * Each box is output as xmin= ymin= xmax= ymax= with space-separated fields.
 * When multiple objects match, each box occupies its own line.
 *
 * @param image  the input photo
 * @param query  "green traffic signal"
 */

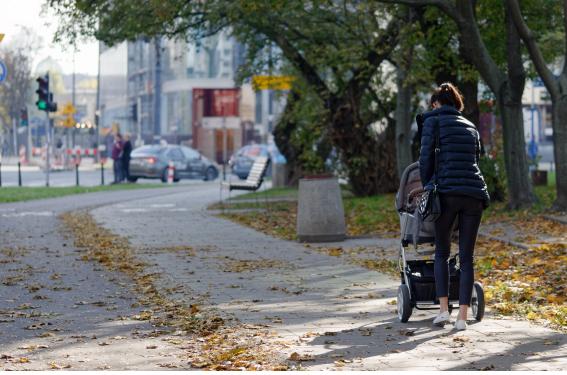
xmin=37 ymin=100 xmax=47 ymax=110
xmin=35 ymin=75 xmax=50 ymax=112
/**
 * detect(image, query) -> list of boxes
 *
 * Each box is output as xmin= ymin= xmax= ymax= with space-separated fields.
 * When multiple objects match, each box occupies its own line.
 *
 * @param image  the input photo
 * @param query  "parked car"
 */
xmin=128 ymin=145 xmax=219 ymax=183
xmin=228 ymin=143 xmax=286 ymax=180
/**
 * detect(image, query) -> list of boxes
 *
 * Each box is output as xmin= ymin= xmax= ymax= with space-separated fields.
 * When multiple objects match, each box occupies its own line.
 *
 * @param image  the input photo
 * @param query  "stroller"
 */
xmin=394 ymin=161 xmax=485 ymax=323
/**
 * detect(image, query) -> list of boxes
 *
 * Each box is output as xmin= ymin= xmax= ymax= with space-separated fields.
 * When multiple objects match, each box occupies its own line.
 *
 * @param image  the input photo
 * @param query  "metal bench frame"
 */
xmin=219 ymin=156 xmax=271 ymax=208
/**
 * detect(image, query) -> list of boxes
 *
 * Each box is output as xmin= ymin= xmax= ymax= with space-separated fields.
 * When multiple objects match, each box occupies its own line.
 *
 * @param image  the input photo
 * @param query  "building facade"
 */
xmin=97 ymin=31 xmax=286 ymax=162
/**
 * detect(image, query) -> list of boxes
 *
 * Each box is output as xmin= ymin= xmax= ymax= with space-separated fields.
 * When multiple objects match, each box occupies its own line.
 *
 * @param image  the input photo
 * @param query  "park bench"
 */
xmin=220 ymin=156 xmax=271 ymax=205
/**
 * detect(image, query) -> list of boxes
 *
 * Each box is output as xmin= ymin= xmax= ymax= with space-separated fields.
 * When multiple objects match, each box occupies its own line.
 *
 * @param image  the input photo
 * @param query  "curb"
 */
xmin=543 ymin=214 xmax=567 ymax=225
xmin=477 ymin=231 xmax=531 ymax=250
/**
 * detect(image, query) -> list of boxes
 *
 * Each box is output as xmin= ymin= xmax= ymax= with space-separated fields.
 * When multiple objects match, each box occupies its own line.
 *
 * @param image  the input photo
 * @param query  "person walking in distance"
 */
xmin=111 ymin=133 xmax=124 ymax=184
xmin=419 ymin=82 xmax=490 ymax=331
xmin=121 ymin=133 xmax=133 ymax=182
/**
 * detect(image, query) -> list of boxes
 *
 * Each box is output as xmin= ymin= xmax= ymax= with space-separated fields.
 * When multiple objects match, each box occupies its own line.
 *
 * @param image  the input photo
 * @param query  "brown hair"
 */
xmin=430 ymin=82 xmax=464 ymax=111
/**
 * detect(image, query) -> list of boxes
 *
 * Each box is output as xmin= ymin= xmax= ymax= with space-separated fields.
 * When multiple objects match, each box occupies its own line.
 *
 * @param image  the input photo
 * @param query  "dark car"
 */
xmin=128 ymin=145 xmax=219 ymax=183
xmin=229 ymin=144 xmax=286 ymax=180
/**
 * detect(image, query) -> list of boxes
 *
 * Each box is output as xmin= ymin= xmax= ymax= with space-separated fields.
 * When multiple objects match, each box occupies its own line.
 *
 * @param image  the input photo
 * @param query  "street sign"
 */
xmin=0 ymin=33 xmax=4 ymax=43
xmin=61 ymin=102 xmax=76 ymax=115
xmin=0 ymin=60 xmax=7 ymax=84
xmin=59 ymin=102 xmax=77 ymax=128
xmin=533 ymin=77 xmax=545 ymax=87
xmin=252 ymin=75 xmax=294 ymax=90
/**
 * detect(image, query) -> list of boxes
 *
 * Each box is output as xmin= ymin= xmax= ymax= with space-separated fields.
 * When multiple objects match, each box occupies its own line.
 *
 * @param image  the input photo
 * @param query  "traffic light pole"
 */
xmin=45 ymin=112 xmax=50 ymax=187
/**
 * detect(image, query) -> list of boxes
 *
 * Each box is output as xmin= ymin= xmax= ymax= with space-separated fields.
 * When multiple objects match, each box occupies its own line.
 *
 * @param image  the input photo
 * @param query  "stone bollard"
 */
xmin=296 ymin=176 xmax=346 ymax=242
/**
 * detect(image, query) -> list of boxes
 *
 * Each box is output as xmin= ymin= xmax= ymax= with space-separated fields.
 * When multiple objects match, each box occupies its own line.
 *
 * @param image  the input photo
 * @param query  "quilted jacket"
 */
xmin=418 ymin=105 xmax=490 ymax=208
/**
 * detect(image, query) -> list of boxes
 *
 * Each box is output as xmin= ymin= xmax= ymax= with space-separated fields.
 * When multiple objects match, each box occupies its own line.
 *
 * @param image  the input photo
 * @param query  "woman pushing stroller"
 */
xmin=419 ymin=83 xmax=490 ymax=330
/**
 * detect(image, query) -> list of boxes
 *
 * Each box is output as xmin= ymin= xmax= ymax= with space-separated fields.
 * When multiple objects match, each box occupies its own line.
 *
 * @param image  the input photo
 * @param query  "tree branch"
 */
xmin=378 ymin=0 xmax=505 ymax=93
xmin=262 ymin=28 xmax=332 ymax=100
xmin=377 ymin=0 xmax=458 ymax=20
xmin=506 ymin=0 xmax=559 ymax=98
xmin=345 ymin=15 xmax=402 ymax=97
xmin=504 ymin=2 xmax=526 ymax=102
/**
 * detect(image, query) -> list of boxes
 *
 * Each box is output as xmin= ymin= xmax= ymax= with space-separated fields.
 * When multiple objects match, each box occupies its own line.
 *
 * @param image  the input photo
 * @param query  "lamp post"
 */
xmin=528 ymin=81 xmax=539 ymax=167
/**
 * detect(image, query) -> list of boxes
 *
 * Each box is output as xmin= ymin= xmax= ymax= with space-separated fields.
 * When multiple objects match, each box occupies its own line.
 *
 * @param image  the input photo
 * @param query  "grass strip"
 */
xmin=0 ymin=184 xmax=167 ymax=203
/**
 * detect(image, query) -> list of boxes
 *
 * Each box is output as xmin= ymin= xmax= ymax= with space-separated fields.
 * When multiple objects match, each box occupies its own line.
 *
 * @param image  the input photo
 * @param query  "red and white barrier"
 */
xmin=167 ymin=161 xmax=175 ymax=184
xmin=32 ymin=147 xmax=98 ymax=157
xmin=65 ymin=148 xmax=98 ymax=156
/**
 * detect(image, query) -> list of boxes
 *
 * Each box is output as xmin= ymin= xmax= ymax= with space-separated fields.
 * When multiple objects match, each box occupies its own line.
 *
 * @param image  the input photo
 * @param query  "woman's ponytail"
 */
xmin=430 ymin=82 xmax=464 ymax=111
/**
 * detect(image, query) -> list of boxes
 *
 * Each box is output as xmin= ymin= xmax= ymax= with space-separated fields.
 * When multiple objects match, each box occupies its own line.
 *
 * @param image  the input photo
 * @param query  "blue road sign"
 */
xmin=533 ymin=77 xmax=545 ymax=87
xmin=0 ymin=60 xmax=7 ymax=83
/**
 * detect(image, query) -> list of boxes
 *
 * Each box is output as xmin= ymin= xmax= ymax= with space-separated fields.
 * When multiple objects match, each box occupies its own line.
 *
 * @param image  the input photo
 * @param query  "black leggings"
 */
xmin=434 ymin=194 xmax=483 ymax=306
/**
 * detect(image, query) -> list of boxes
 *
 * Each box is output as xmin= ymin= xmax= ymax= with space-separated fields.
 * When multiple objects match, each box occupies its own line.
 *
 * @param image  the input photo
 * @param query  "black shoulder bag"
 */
xmin=417 ymin=116 xmax=441 ymax=222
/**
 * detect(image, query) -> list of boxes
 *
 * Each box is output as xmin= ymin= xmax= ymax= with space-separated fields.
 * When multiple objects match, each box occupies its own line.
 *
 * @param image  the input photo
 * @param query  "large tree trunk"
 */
xmin=330 ymin=100 xmax=398 ymax=196
xmin=505 ymin=0 xmax=567 ymax=211
xmin=273 ymin=91 xmax=304 ymax=186
xmin=460 ymin=77 xmax=480 ymax=127
xmin=497 ymin=96 xmax=535 ymax=209
xmin=551 ymin=94 xmax=567 ymax=210
xmin=395 ymin=69 xmax=414 ymax=178
xmin=498 ymin=6 xmax=535 ymax=209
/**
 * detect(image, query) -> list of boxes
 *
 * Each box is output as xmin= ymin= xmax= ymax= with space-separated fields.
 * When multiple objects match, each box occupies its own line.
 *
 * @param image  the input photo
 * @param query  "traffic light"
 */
xmin=19 ymin=107 xmax=28 ymax=126
xmin=36 ymin=75 xmax=49 ymax=111
xmin=35 ymin=74 xmax=58 ymax=112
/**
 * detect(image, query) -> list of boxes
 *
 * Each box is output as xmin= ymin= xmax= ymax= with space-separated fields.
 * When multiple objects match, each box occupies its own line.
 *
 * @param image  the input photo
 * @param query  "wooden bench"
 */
xmin=220 ymin=157 xmax=271 ymax=205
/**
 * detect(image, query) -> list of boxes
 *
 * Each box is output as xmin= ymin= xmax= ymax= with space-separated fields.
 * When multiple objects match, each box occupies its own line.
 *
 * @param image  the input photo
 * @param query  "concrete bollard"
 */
xmin=296 ymin=176 xmax=346 ymax=242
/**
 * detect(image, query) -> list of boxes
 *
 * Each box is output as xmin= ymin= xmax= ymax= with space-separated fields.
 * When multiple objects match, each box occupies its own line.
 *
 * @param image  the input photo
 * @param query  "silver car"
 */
xmin=128 ymin=145 xmax=219 ymax=182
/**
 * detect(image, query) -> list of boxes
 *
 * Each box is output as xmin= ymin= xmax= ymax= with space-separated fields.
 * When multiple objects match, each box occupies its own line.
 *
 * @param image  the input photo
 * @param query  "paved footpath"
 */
xmin=0 ymin=186 xmax=195 ymax=370
xmin=90 ymin=186 xmax=567 ymax=371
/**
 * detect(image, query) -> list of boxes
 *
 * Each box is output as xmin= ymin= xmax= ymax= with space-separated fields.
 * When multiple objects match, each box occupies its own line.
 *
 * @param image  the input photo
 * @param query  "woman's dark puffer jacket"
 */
xmin=419 ymin=105 xmax=490 ymax=208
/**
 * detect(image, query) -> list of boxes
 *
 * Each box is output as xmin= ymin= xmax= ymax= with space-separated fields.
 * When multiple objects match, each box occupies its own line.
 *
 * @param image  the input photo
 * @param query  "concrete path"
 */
xmin=90 ymin=188 xmax=567 ymax=371
xmin=0 ymin=185 xmax=200 ymax=370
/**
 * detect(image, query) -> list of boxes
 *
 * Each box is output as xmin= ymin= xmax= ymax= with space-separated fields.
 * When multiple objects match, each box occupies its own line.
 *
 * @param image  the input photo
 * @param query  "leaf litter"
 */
xmin=59 ymin=211 xmax=290 ymax=370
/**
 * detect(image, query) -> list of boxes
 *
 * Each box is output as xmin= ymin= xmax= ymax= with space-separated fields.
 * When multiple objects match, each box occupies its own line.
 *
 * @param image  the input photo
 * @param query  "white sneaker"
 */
xmin=454 ymin=319 xmax=467 ymax=330
xmin=433 ymin=311 xmax=451 ymax=326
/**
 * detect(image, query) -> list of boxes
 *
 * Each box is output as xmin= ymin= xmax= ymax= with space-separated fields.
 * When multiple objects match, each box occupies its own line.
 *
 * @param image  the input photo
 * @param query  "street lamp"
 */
xmin=528 ymin=80 xmax=539 ymax=168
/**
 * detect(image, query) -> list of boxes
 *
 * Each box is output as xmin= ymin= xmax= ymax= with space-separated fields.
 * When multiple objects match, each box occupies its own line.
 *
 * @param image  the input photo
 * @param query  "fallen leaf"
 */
xmin=49 ymin=362 xmax=71 ymax=369
xmin=398 ymin=328 xmax=416 ymax=336
xmin=288 ymin=352 xmax=313 ymax=361
xmin=453 ymin=336 xmax=470 ymax=343
xmin=158 ymin=363 xmax=179 ymax=368
xmin=191 ymin=361 xmax=210 ymax=368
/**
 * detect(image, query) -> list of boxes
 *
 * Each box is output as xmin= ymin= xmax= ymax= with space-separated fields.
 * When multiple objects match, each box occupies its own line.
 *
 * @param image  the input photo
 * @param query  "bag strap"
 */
xmin=433 ymin=115 xmax=440 ymax=192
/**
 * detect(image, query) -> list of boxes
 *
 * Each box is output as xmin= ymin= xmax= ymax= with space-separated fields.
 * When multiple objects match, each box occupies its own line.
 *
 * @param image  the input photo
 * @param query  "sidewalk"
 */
xmin=90 ymin=189 xmax=566 ymax=370
xmin=0 ymin=186 xmax=196 ymax=370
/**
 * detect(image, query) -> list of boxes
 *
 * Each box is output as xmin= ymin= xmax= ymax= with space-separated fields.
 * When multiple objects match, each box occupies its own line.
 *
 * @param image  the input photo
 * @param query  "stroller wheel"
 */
xmin=397 ymin=284 xmax=412 ymax=323
xmin=471 ymin=281 xmax=485 ymax=321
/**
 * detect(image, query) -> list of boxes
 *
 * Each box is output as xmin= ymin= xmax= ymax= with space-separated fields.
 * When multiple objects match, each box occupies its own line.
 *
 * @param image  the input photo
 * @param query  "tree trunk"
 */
xmin=460 ymin=78 xmax=479 ymax=127
xmin=395 ymin=69 xmax=414 ymax=178
xmin=498 ymin=6 xmax=535 ymax=209
xmin=551 ymin=94 xmax=567 ymax=210
xmin=497 ymin=96 xmax=535 ymax=209
xmin=330 ymin=100 xmax=398 ymax=196
xmin=273 ymin=92 xmax=304 ymax=186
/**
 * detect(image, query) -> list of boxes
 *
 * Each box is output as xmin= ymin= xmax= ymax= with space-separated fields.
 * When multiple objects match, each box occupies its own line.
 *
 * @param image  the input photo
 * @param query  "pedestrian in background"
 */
xmin=111 ymin=133 xmax=124 ymax=184
xmin=121 ymin=133 xmax=133 ymax=182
